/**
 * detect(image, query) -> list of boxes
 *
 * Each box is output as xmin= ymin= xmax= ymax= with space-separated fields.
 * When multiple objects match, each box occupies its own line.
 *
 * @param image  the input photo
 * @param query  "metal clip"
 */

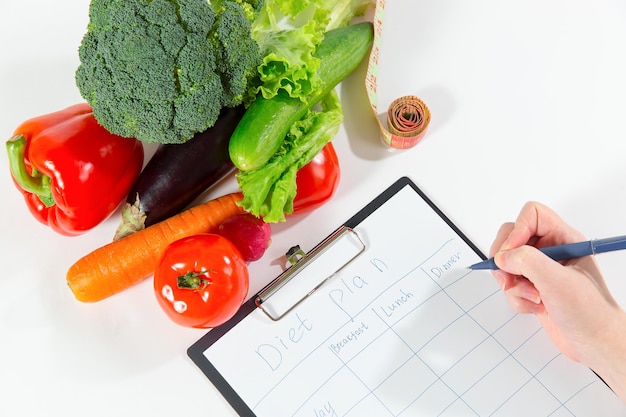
xmin=255 ymin=226 xmax=366 ymax=321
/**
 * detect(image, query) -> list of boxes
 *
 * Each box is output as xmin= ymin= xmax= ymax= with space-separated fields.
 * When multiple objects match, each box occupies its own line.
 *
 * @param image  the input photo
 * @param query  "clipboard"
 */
xmin=188 ymin=177 xmax=626 ymax=417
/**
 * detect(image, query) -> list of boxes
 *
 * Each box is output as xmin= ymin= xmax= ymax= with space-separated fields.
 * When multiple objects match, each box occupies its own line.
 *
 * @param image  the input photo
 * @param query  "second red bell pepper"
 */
xmin=291 ymin=142 xmax=340 ymax=215
xmin=6 ymin=103 xmax=144 ymax=236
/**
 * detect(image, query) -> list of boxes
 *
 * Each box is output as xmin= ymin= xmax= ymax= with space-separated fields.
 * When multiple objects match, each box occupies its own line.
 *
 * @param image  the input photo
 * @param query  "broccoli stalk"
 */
xmin=75 ymin=0 xmax=263 ymax=144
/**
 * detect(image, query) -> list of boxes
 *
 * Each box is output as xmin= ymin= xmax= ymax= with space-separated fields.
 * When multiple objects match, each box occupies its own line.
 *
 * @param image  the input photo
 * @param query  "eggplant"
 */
xmin=113 ymin=105 xmax=244 ymax=240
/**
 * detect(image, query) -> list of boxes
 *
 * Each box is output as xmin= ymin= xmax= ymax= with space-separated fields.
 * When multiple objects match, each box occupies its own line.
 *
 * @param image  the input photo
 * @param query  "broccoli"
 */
xmin=75 ymin=0 xmax=264 ymax=144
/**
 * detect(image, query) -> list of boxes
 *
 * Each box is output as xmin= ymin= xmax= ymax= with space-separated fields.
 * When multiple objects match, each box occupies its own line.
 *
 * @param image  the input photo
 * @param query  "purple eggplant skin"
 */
xmin=113 ymin=105 xmax=244 ymax=240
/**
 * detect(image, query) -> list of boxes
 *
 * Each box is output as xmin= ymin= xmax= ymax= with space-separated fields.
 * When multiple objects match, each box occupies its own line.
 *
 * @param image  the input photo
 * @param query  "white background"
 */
xmin=2 ymin=0 xmax=626 ymax=415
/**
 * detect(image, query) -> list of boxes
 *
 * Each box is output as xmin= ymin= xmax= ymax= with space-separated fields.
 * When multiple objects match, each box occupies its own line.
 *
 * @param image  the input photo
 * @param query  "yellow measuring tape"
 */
xmin=365 ymin=0 xmax=431 ymax=150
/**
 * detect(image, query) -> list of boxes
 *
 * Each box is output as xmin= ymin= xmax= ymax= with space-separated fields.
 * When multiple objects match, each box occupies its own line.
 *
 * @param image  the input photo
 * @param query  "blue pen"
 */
xmin=469 ymin=235 xmax=626 ymax=270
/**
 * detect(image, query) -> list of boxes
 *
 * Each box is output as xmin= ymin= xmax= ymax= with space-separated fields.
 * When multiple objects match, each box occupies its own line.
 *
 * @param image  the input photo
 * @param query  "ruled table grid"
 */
xmin=317 ymin=265 xmax=606 ymax=417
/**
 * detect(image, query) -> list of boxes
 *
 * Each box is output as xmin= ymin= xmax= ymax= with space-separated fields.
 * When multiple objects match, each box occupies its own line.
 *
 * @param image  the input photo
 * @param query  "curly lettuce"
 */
xmin=249 ymin=0 xmax=372 ymax=102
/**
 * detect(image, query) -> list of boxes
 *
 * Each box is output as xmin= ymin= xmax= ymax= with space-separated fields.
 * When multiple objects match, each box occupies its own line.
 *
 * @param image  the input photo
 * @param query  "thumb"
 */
xmin=494 ymin=245 xmax=567 ymax=296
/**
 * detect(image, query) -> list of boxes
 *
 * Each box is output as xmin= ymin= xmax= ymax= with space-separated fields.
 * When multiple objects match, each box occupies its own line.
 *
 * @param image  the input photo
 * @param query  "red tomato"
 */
xmin=292 ymin=142 xmax=340 ymax=215
xmin=153 ymin=234 xmax=249 ymax=328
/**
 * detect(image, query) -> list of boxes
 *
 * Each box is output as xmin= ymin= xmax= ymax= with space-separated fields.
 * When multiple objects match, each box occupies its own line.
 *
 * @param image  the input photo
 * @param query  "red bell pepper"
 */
xmin=291 ymin=142 xmax=340 ymax=215
xmin=6 ymin=103 xmax=144 ymax=236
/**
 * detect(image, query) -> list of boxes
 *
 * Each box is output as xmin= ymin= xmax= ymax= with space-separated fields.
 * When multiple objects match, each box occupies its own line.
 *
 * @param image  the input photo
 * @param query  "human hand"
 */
xmin=490 ymin=201 xmax=626 ymax=399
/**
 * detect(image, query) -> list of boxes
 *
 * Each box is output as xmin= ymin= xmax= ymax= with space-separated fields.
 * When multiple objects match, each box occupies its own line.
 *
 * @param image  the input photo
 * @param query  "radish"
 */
xmin=218 ymin=214 xmax=272 ymax=262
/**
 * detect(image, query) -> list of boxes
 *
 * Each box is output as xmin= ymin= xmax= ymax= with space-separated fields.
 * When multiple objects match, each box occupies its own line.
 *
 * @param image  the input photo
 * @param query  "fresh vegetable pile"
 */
xmin=5 ymin=0 xmax=375 ymax=328
xmin=76 ymin=0 xmax=373 ymax=225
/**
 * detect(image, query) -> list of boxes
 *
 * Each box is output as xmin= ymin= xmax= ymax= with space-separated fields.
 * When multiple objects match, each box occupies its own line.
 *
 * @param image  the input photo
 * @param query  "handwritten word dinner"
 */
xmin=428 ymin=251 xmax=463 ymax=279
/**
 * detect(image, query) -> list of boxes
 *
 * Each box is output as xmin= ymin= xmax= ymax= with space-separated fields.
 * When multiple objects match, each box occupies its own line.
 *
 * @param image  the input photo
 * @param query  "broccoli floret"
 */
xmin=226 ymin=0 xmax=265 ymax=22
xmin=75 ymin=0 xmax=263 ymax=144
xmin=212 ymin=1 xmax=263 ymax=107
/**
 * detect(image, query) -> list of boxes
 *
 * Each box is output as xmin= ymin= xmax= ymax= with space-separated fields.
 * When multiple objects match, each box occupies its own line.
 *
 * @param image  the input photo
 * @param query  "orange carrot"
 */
xmin=67 ymin=192 xmax=245 ymax=302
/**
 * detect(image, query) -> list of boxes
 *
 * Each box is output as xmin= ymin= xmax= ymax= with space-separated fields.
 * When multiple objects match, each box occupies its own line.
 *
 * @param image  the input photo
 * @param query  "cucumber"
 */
xmin=229 ymin=22 xmax=374 ymax=172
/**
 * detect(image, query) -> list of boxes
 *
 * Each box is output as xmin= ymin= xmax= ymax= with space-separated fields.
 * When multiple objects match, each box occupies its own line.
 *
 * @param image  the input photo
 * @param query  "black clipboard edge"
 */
xmin=187 ymin=175 xmax=487 ymax=416
xmin=187 ymin=297 xmax=258 ymax=417
xmin=382 ymin=177 xmax=487 ymax=261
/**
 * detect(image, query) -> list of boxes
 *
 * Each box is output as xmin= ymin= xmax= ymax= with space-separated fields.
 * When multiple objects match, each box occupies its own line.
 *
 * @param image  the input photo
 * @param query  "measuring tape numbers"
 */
xmin=365 ymin=0 xmax=431 ymax=150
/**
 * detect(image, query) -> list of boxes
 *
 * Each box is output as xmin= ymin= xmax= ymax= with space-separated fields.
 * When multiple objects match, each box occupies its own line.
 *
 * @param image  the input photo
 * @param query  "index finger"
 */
xmin=502 ymin=201 xmax=584 ymax=251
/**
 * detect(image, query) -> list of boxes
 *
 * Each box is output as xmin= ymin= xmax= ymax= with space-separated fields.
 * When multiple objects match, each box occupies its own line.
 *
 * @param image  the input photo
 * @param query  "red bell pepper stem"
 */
xmin=6 ymin=134 xmax=55 ymax=207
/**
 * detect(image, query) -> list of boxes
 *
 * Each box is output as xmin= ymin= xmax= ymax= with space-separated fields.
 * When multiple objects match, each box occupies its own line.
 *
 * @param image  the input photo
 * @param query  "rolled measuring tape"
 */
xmin=365 ymin=0 xmax=431 ymax=150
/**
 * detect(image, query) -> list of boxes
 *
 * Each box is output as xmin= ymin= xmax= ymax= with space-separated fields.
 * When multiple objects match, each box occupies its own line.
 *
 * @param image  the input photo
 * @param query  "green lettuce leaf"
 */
xmin=267 ymin=0 xmax=372 ymax=32
xmin=249 ymin=0 xmax=371 ymax=102
xmin=252 ymin=20 xmax=323 ymax=101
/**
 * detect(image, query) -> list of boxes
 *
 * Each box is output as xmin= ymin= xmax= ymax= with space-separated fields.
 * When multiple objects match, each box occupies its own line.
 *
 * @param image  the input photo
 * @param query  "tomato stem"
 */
xmin=177 ymin=271 xmax=211 ymax=290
